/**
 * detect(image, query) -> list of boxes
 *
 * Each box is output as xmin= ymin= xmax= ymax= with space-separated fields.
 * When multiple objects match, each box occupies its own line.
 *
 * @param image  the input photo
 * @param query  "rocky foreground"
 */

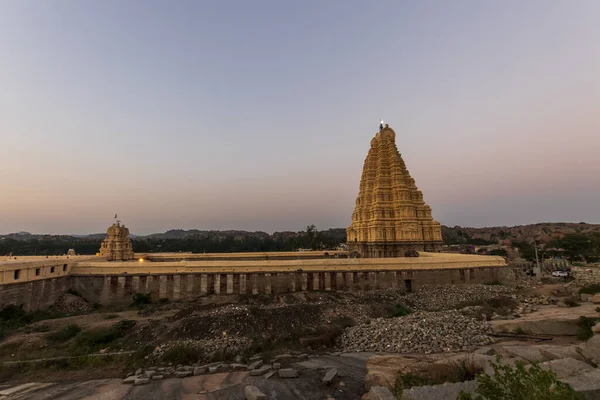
xmin=339 ymin=310 xmax=493 ymax=354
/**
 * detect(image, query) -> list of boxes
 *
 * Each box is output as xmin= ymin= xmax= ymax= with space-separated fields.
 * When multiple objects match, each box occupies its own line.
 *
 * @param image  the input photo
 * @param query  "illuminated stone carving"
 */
xmin=347 ymin=124 xmax=443 ymax=257
xmin=99 ymin=222 xmax=134 ymax=261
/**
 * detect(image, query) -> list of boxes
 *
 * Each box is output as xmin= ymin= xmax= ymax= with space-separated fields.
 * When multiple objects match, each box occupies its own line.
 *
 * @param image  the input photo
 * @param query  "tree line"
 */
xmin=513 ymin=233 xmax=600 ymax=263
xmin=1 ymin=226 xmax=347 ymax=256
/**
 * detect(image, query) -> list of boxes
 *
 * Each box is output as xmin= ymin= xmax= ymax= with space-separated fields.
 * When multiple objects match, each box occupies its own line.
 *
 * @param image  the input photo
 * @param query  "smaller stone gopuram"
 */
xmin=99 ymin=221 xmax=134 ymax=261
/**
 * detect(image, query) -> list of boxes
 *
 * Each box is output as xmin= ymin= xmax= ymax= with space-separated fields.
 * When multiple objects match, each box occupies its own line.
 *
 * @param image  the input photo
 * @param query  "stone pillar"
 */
xmin=265 ymin=273 xmax=272 ymax=294
xmin=226 ymin=274 xmax=234 ymax=294
xmin=132 ymin=276 xmax=140 ymax=294
xmin=145 ymin=276 xmax=153 ymax=295
xmin=336 ymin=272 xmax=344 ymax=290
xmin=301 ymin=273 xmax=308 ymax=291
xmin=312 ymin=273 xmax=320 ymax=291
xmin=117 ymin=276 xmax=126 ymax=299
xmin=103 ymin=276 xmax=112 ymax=303
xmin=252 ymin=274 xmax=258 ymax=295
xmin=391 ymin=271 xmax=398 ymax=288
xmin=378 ymin=272 xmax=387 ymax=289
xmin=173 ymin=275 xmax=181 ymax=301
xmin=200 ymin=274 xmax=207 ymax=294
xmin=324 ymin=273 xmax=331 ymax=291
xmin=159 ymin=275 xmax=167 ymax=299
xmin=290 ymin=273 xmax=296 ymax=292
xmin=240 ymin=274 xmax=247 ymax=294
xmin=214 ymin=274 xmax=221 ymax=295
xmin=368 ymin=272 xmax=376 ymax=289
xmin=346 ymin=272 xmax=353 ymax=288
xmin=186 ymin=275 xmax=194 ymax=298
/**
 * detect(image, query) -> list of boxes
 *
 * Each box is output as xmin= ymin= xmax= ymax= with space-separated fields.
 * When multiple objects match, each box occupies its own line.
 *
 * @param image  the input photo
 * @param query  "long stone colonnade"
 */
xmin=70 ymin=253 xmax=507 ymax=306
xmin=1 ymin=253 xmax=508 ymax=310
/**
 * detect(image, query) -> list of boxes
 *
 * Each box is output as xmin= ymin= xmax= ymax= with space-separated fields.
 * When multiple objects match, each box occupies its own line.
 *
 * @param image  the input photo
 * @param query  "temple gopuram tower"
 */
xmin=347 ymin=124 xmax=443 ymax=258
xmin=99 ymin=220 xmax=134 ymax=261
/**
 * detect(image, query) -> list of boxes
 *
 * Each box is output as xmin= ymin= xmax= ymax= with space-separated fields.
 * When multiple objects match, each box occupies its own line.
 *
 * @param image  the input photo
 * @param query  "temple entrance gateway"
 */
xmin=347 ymin=124 xmax=443 ymax=258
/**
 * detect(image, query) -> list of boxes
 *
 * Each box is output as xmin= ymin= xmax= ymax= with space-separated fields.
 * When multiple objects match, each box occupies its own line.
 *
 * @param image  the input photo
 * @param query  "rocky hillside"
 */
xmin=442 ymin=223 xmax=600 ymax=245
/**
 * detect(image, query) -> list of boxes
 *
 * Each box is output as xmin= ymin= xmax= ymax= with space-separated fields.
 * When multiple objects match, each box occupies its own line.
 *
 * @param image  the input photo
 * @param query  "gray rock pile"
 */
xmin=339 ymin=311 xmax=493 ymax=354
xmin=404 ymin=285 xmax=515 ymax=311
xmin=53 ymin=293 xmax=93 ymax=314
xmin=152 ymin=336 xmax=253 ymax=363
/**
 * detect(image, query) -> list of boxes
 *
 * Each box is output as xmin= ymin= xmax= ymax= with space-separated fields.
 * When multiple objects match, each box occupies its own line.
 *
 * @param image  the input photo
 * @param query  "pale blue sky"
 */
xmin=1 ymin=1 xmax=599 ymax=234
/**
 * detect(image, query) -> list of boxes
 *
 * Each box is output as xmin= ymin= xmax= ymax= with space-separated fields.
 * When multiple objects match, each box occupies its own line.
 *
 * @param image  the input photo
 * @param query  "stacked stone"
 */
xmin=338 ymin=310 xmax=493 ymax=354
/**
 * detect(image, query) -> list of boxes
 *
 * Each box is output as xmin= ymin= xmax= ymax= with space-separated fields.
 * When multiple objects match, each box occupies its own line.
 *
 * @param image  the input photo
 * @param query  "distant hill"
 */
xmin=442 ymin=223 xmax=600 ymax=245
xmin=3 ymin=223 xmax=598 ymax=250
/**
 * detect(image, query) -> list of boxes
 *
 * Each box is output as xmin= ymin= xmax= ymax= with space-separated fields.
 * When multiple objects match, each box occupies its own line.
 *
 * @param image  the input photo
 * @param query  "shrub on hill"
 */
xmin=457 ymin=356 xmax=580 ymax=400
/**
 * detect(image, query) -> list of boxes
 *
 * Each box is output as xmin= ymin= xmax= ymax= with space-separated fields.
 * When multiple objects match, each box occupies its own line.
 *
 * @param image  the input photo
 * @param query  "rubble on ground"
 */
xmin=338 ymin=310 xmax=493 ymax=354
xmin=404 ymin=285 xmax=515 ymax=311
xmin=151 ymin=336 xmax=253 ymax=363
xmin=52 ymin=293 xmax=93 ymax=314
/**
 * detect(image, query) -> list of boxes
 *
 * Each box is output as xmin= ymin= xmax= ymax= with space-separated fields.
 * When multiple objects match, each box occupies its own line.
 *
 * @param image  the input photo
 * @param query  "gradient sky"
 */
xmin=1 ymin=1 xmax=599 ymax=235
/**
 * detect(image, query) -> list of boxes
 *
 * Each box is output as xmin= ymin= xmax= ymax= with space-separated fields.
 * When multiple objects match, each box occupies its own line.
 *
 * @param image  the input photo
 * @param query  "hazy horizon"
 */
xmin=2 ymin=1 xmax=599 ymax=235
xmin=3 ymin=220 xmax=600 ymax=237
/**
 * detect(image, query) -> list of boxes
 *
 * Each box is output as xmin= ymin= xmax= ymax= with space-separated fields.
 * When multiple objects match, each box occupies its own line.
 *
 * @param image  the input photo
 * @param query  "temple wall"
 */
xmin=0 ymin=276 xmax=72 ymax=311
xmin=68 ymin=266 xmax=504 ymax=307
xmin=0 ymin=256 xmax=92 ymax=311
xmin=0 ymin=254 xmax=507 ymax=310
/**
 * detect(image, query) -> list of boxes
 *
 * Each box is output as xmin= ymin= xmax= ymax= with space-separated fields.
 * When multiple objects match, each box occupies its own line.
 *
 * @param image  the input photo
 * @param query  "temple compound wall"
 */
xmin=71 ymin=265 xmax=507 ymax=307
xmin=0 ymin=256 xmax=94 ymax=310
xmin=0 ymin=253 xmax=507 ymax=310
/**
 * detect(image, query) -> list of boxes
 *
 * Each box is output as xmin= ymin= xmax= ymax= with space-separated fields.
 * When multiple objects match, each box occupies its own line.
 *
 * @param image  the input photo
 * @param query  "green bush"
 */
xmin=456 ymin=359 xmax=482 ymax=382
xmin=46 ymin=324 xmax=81 ymax=343
xmin=390 ymin=304 xmax=413 ymax=317
xmin=595 ymin=307 xmax=600 ymax=313
xmin=114 ymin=319 xmax=136 ymax=332
xmin=484 ymin=280 xmax=503 ymax=286
xmin=457 ymin=356 xmax=580 ymax=400
xmin=76 ymin=320 xmax=136 ymax=349
xmin=576 ymin=316 xmax=600 ymax=340
xmin=579 ymin=284 xmax=600 ymax=295
xmin=132 ymin=293 xmax=151 ymax=307
xmin=24 ymin=323 xmax=50 ymax=333
xmin=395 ymin=372 xmax=434 ymax=397
xmin=78 ymin=328 xmax=121 ymax=348
xmin=395 ymin=360 xmax=482 ymax=398
xmin=564 ymin=297 xmax=581 ymax=308
xmin=162 ymin=345 xmax=202 ymax=365
xmin=0 ymin=305 xmax=64 ymax=331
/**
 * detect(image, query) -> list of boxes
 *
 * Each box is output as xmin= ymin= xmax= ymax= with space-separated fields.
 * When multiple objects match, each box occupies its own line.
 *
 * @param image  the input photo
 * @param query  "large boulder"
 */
xmin=538 ymin=358 xmax=594 ymax=379
xmin=579 ymin=335 xmax=600 ymax=365
xmin=537 ymin=344 xmax=587 ymax=362
xmin=400 ymin=381 xmax=478 ymax=400
xmin=501 ymin=345 xmax=548 ymax=363
xmin=559 ymin=369 xmax=600 ymax=400
xmin=244 ymin=385 xmax=266 ymax=400
xmin=362 ymin=386 xmax=395 ymax=400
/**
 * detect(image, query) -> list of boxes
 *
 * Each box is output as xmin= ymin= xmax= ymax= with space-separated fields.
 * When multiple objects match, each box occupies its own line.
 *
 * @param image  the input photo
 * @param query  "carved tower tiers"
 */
xmin=99 ymin=222 xmax=134 ymax=261
xmin=347 ymin=124 xmax=443 ymax=257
